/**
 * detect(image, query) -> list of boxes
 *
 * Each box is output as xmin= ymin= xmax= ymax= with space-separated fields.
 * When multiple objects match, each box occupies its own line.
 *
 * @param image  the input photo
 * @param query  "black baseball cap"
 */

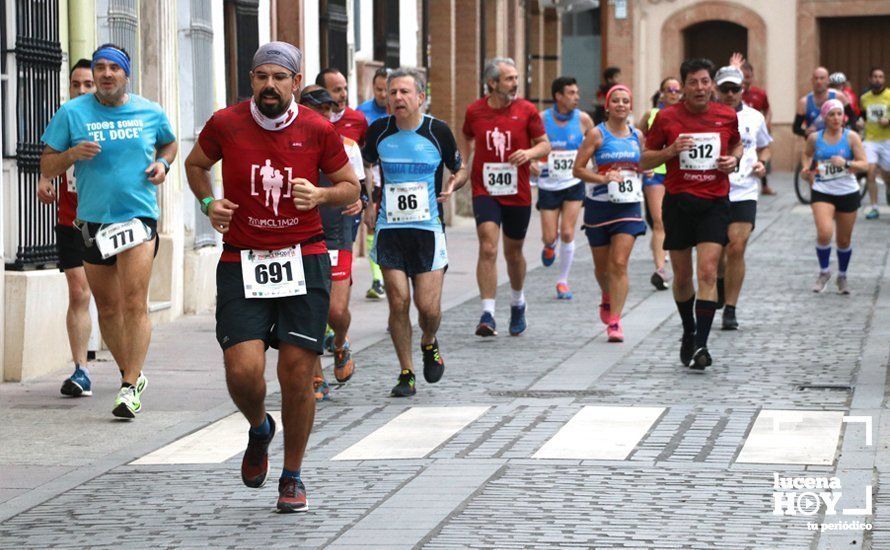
xmin=300 ymin=87 xmax=337 ymax=106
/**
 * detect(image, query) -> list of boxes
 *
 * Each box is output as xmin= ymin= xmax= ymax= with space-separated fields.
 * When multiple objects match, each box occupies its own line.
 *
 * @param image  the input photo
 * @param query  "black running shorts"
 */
xmin=662 ymin=192 xmax=729 ymax=250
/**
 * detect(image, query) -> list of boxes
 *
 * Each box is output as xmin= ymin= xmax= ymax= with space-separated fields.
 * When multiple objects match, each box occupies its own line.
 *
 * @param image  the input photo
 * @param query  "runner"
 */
xmin=37 ymin=58 xmax=96 ymax=397
xmin=638 ymin=77 xmax=681 ymax=290
xmin=713 ymin=66 xmax=772 ymax=330
xmin=801 ymin=99 xmax=868 ymax=294
xmin=641 ymin=58 xmax=742 ymax=370
xmin=573 ymin=85 xmax=646 ymax=342
xmin=534 ymin=76 xmax=593 ymax=300
xmin=362 ymin=68 xmax=466 ymax=396
xmin=298 ymin=85 xmax=367 ymax=401
xmin=461 ymin=57 xmax=551 ymax=337
xmin=184 ymin=42 xmax=360 ymax=512
xmin=357 ymin=67 xmax=389 ymax=300
xmin=738 ymin=59 xmax=776 ymax=196
xmin=794 ymin=67 xmax=846 ymax=138
xmin=859 ymin=67 xmax=890 ymax=217
xmin=40 ymin=44 xmax=177 ymax=417
xmin=594 ymin=67 xmax=622 ymax=125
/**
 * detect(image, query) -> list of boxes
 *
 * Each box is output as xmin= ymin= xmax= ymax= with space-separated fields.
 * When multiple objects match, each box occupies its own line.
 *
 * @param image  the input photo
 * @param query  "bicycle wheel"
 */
xmin=793 ymin=163 xmax=812 ymax=204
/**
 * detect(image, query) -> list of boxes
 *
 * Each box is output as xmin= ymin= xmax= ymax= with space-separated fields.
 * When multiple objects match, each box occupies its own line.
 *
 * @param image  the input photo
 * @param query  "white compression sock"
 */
xmin=510 ymin=289 xmax=525 ymax=307
xmin=558 ymin=240 xmax=575 ymax=284
xmin=482 ymin=299 xmax=496 ymax=315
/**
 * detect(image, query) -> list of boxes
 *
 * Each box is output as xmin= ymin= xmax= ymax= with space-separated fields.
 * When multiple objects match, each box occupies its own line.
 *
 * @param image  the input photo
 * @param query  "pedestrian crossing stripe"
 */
xmin=130 ymin=406 xmax=848 ymax=466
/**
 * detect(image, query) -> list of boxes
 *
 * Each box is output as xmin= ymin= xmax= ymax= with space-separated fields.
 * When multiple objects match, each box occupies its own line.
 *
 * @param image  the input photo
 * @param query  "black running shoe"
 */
xmin=722 ymin=308 xmax=738 ymax=331
xmin=421 ymin=340 xmax=445 ymax=383
xmin=690 ymin=346 xmax=712 ymax=370
xmin=390 ymin=370 xmax=416 ymax=397
xmin=680 ymin=332 xmax=696 ymax=367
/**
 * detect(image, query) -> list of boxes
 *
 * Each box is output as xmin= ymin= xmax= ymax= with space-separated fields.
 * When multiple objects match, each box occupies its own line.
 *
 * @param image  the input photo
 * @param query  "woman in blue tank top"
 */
xmin=801 ymin=99 xmax=868 ymax=294
xmin=573 ymin=85 xmax=646 ymax=343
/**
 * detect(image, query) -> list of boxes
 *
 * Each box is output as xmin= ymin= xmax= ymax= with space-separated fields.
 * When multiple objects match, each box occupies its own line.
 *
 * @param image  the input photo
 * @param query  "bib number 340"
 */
xmin=483 ymin=163 xmax=518 ymax=196
xmin=240 ymin=246 xmax=307 ymax=298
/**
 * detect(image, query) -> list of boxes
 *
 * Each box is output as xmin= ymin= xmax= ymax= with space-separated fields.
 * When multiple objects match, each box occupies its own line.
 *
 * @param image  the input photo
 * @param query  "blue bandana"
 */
xmin=92 ymin=47 xmax=131 ymax=77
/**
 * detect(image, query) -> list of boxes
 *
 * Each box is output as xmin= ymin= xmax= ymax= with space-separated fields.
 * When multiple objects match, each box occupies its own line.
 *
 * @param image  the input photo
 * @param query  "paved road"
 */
xmin=2 ymin=174 xmax=890 ymax=549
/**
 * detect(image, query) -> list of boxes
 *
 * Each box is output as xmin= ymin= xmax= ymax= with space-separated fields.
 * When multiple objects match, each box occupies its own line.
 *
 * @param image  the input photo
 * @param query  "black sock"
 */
xmin=724 ymin=305 xmax=736 ymax=316
xmin=121 ymin=382 xmax=133 ymax=389
xmin=695 ymin=300 xmax=718 ymax=347
xmin=676 ymin=296 xmax=696 ymax=334
xmin=716 ymin=278 xmax=725 ymax=305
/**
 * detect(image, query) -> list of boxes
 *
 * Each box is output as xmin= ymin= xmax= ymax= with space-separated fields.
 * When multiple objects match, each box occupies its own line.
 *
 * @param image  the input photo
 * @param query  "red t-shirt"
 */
xmin=58 ymin=171 xmax=77 ymax=227
xmin=645 ymin=102 xmax=740 ymax=199
xmin=742 ymin=85 xmax=770 ymax=115
xmin=463 ymin=97 xmax=547 ymax=207
xmin=198 ymin=101 xmax=349 ymax=262
xmin=333 ymin=107 xmax=368 ymax=147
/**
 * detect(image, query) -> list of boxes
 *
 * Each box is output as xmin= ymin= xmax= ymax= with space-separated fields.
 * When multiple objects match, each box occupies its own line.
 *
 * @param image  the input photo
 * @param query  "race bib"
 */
xmin=240 ymin=246 xmax=307 ymax=299
xmin=867 ymin=104 xmax=887 ymax=123
xmin=607 ymin=171 xmax=643 ymax=203
xmin=483 ymin=163 xmax=518 ymax=196
xmin=730 ymin=151 xmax=757 ymax=185
xmin=817 ymin=160 xmax=849 ymax=182
xmin=385 ymin=182 xmax=431 ymax=223
xmin=328 ymin=249 xmax=339 ymax=267
xmin=547 ymin=150 xmax=577 ymax=180
xmin=66 ymin=168 xmax=77 ymax=193
xmin=94 ymin=219 xmax=151 ymax=259
xmin=679 ymin=133 xmax=720 ymax=170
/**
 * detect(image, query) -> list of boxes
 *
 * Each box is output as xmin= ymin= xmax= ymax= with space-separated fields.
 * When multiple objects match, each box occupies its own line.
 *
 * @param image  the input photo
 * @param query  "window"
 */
xmin=373 ymin=0 xmax=400 ymax=68
xmin=224 ymin=0 xmax=259 ymax=105
xmin=320 ymin=0 xmax=348 ymax=72
xmin=107 ymin=0 xmax=140 ymax=91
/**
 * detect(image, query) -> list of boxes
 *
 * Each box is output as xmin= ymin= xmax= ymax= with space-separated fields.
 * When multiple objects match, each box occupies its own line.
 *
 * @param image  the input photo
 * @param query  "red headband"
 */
xmin=605 ymin=84 xmax=632 ymax=109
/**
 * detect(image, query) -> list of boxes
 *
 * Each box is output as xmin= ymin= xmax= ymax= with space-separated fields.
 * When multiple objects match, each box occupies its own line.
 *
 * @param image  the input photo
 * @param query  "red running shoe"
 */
xmin=277 ymin=477 xmax=309 ymax=513
xmin=241 ymin=413 xmax=275 ymax=488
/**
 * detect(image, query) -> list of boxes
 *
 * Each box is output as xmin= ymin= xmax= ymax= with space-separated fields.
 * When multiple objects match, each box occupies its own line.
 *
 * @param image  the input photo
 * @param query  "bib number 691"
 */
xmin=254 ymin=261 xmax=294 ymax=285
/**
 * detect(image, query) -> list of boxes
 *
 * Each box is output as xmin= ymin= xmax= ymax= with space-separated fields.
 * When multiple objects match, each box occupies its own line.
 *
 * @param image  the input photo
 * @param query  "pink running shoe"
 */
xmin=607 ymin=322 xmax=624 ymax=342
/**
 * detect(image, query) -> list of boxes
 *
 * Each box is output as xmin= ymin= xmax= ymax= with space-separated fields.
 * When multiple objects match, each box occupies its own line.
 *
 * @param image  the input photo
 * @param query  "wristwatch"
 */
xmin=844 ymin=160 xmax=852 ymax=169
xmin=200 ymin=196 xmax=214 ymax=215
xmin=158 ymin=158 xmax=171 ymax=173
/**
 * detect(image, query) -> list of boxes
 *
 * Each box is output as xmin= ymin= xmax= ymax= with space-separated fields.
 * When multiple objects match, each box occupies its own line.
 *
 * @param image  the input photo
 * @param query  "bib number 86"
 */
xmin=255 ymin=261 xmax=294 ymax=285
xmin=397 ymin=194 xmax=419 ymax=210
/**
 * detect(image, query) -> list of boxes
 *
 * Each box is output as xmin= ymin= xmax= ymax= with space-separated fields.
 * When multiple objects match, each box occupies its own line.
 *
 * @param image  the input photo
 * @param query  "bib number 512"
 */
xmin=687 ymin=143 xmax=714 ymax=159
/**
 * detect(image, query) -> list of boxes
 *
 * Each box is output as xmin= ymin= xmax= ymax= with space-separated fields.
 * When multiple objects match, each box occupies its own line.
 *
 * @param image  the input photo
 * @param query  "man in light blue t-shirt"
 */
xmin=40 ymin=43 xmax=178 ymax=421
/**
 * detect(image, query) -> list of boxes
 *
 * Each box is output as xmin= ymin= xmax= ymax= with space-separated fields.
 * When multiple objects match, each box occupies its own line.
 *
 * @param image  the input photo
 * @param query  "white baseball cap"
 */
xmin=715 ymin=66 xmax=743 ymax=86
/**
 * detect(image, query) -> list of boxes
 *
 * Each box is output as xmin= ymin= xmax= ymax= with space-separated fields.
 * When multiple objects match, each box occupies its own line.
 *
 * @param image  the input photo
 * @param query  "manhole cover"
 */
xmin=489 ymin=390 xmax=614 ymax=398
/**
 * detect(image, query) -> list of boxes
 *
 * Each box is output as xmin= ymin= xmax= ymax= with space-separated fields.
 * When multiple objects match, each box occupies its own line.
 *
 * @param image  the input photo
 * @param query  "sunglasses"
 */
xmin=663 ymin=88 xmax=681 ymax=93
xmin=719 ymin=85 xmax=742 ymax=94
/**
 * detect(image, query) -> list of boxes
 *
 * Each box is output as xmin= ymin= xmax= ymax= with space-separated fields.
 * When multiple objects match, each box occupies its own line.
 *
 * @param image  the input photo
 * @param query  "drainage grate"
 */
xmin=489 ymin=390 xmax=614 ymax=398
xmin=13 ymin=403 xmax=78 ymax=409
xmin=795 ymin=384 xmax=853 ymax=392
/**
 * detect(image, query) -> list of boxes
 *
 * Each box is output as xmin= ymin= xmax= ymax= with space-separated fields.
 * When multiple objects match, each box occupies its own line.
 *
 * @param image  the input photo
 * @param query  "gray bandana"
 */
xmin=252 ymin=42 xmax=302 ymax=74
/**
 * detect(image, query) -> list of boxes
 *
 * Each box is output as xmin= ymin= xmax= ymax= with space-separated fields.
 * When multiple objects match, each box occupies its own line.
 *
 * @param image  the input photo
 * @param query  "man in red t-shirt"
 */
xmin=185 ymin=42 xmax=359 ymax=513
xmin=37 ymin=58 xmax=96 ymax=397
xmin=460 ymin=57 xmax=550 ymax=338
xmin=641 ymin=58 xmax=742 ymax=371
xmin=740 ymin=60 xmax=776 ymax=195
xmin=316 ymin=67 xmax=369 ymax=146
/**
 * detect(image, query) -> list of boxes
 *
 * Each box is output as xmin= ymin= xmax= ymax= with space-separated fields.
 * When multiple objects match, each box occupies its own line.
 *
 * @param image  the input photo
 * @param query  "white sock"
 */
xmin=77 ymin=363 xmax=89 ymax=375
xmin=482 ymin=299 xmax=496 ymax=315
xmin=511 ymin=289 xmax=525 ymax=307
xmin=557 ymin=240 xmax=575 ymax=284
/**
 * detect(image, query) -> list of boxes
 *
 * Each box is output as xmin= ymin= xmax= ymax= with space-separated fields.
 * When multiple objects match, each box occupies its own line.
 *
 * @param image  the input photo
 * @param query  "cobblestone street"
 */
xmin=2 ymin=175 xmax=890 ymax=549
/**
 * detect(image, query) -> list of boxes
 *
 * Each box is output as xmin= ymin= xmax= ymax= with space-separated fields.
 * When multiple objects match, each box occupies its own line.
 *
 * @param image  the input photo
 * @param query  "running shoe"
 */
xmin=422 ymin=339 xmax=445 ymax=383
xmin=112 ymin=385 xmax=140 ymax=419
xmin=366 ymin=279 xmax=386 ymax=299
xmin=241 ymin=413 xmax=276 ymax=488
xmin=323 ymin=325 xmax=335 ymax=353
xmin=509 ymin=304 xmax=527 ymax=336
xmin=599 ymin=298 xmax=611 ymax=325
xmin=836 ymin=275 xmax=850 ymax=295
xmin=690 ymin=346 xmax=712 ymax=370
xmin=680 ymin=332 xmax=696 ymax=367
xmin=650 ymin=268 xmax=671 ymax=291
xmin=607 ymin=322 xmax=624 ymax=343
xmin=761 ymin=183 xmax=777 ymax=196
xmin=60 ymin=365 xmax=92 ymax=397
xmin=391 ymin=369 xmax=416 ymax=397
xmin=277 ymin=477 xmax=308 ymax=513
xmin=722 ymin=308 xmax=739 ymax=331
xmin=314 ymin=377 xmax=331 ymax=402
xmin=556 ymin=282 xmax=573 ymax=300
xmin=136 ymin=372 xmax=148 ymax=399
xmin=541 ymin=244 xmax=557 ymax=267
xmin=475 ymin=312 xmax=497 ymax=337
xmin=866 ymin=207 xmax=879 ymax=220
xmin=812 ymin=271 xmax=831 ymax=293
xmin=333 ymin=341 xmax=355 ymax=383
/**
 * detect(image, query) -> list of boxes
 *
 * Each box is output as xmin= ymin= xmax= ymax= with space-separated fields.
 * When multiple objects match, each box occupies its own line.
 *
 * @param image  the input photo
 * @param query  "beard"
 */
xmin=255 ymin=90 xmax=288 ymax=118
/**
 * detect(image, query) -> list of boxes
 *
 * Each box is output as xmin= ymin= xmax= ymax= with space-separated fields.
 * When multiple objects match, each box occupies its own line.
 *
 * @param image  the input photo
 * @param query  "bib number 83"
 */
xmin=255 ymin=261 xmax=294 ymax=285
xmin=618 ymin=179 xmax=634 ymax=193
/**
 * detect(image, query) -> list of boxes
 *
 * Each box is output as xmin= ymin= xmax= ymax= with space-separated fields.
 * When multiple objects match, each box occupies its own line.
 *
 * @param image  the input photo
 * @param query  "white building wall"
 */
xmin=303 ymin=0 xmax=321 ymax=83
xmin=356 ymin=0 xmax=374 ymax=60
xmin=259 ymin=0 xmax=272 ymax=46
xmin=399 ymin=0 xmax=417 ymax=67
